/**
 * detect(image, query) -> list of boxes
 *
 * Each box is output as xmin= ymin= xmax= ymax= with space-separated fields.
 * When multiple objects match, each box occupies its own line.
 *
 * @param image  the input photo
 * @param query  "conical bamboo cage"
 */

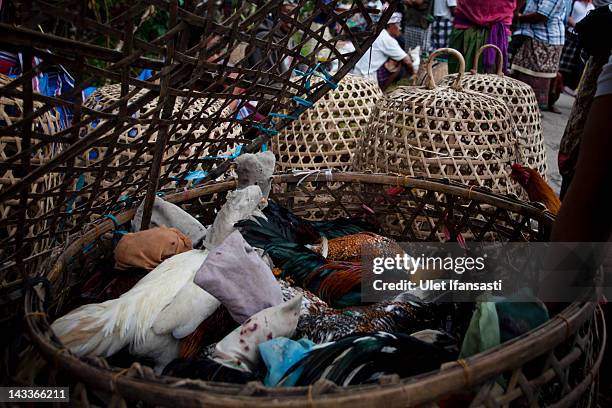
xmin=355 ymin=48 xmax=522 ymax=196
xmin=440 ymin=45 xmax=547 ymax=178
xmin=272 ymin=74 xmax=382 ymax=171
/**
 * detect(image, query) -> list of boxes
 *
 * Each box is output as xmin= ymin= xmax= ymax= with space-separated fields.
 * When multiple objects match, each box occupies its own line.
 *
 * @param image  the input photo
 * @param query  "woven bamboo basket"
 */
xmin=272 ymin=74 xmax=382 ymax=171
xmin=0 ymin=0 xmax=398 ymax=285
xmin=24 ymin=173 xmax=604 ymax=407
xmin=81 ymin=84 xmax=244 ymax=198
xmin=0 ymin=73 xmax=65 ymax=283
xmin=354 ymin=49 xmax=522 ymax=197
xmin=440 ymin=45 xmax=547 ymax=178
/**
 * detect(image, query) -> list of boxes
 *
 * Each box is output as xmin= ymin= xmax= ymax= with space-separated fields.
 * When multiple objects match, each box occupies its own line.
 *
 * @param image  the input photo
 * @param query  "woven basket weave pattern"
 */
xmin=23 ymin=174 xmax=603 ymax=408
xmin=0 ymin=0 xmax=395 ymax=282
xmin=356 ymin=86 xmax=522 ymax=195
xmin=441 ymin=73 xmax=547 ymax=177
xmin=0 ymin=74 xmax=65 ymax=270
xmin=273 ymin=75 xmax=382 ymax=171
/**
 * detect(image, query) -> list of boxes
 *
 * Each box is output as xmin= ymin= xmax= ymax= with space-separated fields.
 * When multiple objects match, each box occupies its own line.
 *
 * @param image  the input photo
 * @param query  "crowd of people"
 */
xmin=349 ymin=0 xmax=605 ymax=107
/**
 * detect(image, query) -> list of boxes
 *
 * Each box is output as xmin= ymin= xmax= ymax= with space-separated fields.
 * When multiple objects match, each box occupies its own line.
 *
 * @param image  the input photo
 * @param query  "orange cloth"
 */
xmin=114 ymin=226 xmax=193 ymax=270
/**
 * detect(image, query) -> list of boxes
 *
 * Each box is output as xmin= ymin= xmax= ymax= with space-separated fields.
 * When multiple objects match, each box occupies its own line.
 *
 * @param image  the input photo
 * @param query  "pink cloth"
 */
xmin=454 ymin=0 xmax=516 ymax=28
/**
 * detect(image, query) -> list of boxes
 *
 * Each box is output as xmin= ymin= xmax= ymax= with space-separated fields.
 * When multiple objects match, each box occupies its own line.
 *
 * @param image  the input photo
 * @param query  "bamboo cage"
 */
xmin=0 ymin=2 xmax=606 ymax=407
xmin=440 ymin=45 xmax=548 ymax=178
xmin=0 ymin=73 xmax=65 ymax=279
xmin=24 ymin=173 xmax=604 ymax=407
xmin=0 ymin=0 xmax=395 ymax=284
xmin=354 ymin=49 xmax=523 ymax=197
xmin=80 ymin=84 xmax=244 ymax=198
xmin=272 ymin=74 xmax=382 ymax=171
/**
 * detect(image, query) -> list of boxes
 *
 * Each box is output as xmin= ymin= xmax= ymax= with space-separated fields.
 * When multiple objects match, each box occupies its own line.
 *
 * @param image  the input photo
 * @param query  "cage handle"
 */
xmin=426 ymin=48 xmax=465 ymax=91
xmin=472 ymin=44 xmax=504 ymax=77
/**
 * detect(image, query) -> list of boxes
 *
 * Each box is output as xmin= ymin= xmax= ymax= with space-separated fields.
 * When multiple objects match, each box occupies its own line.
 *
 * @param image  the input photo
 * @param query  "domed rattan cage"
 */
xmin=24 ymin=173 xmax=605 ymax=407
xmin=440 ymin=45 xmax=548 ymax=178
xmin=354 ymin=49 xmax=523 ymax=197
xmin=272 ymin=74 xmax=382 ymax=171
xmin=0 ymin=0 xmax=397 ymax=284
xmin=0 ymin=73 xmax=64 ymax=281
xmin=80 ymin=84 xmax=244 ymax=200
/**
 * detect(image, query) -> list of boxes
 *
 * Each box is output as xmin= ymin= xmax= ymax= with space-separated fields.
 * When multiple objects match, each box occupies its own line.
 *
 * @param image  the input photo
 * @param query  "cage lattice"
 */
xmin=0 ymin=0 xmax=395 ymax=282
xmin=355 ymin=48 xmax=522 ymax=197
xmin=440 ymin=45 xmax=547 ymax=178
xmin=272 ymin=74 xmax=382 ymax=171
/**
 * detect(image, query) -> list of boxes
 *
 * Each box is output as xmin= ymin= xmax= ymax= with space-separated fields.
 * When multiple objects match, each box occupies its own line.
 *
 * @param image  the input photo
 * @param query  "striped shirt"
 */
xmin=515 ymin=0 xmax=567 ymax=46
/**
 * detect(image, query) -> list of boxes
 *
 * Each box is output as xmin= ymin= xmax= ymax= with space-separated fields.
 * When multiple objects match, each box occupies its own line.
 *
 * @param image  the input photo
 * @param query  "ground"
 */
xmin=541 ymin=93 xmax=574 ymax=194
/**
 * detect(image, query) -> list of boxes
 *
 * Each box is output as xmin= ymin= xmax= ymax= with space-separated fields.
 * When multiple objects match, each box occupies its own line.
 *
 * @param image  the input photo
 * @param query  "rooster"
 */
xmin=511 ymin=164 xmax=561 ymax=215
xmin=294 ymin=300 xmax=439 ymax=343
xmin=261 ymin=199 xmax=379 ymax=245
xmin=236 ymin=216 xmax=376 ymax=308
xmin=51 ymin=250 xmax=220 ymax=372
xmin=51 ymin=186 xmax=267 ymax=372
xmin=278 ymin=332 xmax=457 ymax=386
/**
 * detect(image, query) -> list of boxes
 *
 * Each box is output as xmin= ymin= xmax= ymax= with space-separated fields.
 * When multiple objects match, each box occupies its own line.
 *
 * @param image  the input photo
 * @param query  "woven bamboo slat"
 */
xmin=354 ymin=48 xmax=522 ymax=197
xmin=80 ymin=84 xmax=244 ymax=198
xmin=23 ymin=173 xmax=603 ymax=407
xmin=0 ymin=0 xmax=396 ymax=284
xmin=0 ymin=73 xmax=65 ymax=279
xmin=440 ymin=45 xmax=547 ymax=178
xmin=272 ymin=74 xmax=382 ymax=171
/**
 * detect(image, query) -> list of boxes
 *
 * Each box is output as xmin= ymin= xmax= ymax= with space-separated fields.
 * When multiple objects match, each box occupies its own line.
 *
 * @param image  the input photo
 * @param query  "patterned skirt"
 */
xmin=559 ymin=32 xmax=581 ymax=74
xmin=511 ymin=37 xmax=563 ymax=79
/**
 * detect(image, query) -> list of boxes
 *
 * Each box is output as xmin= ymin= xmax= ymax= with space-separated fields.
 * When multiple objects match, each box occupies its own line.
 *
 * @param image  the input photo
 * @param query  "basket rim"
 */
xmin=25 ymin=172 xmax=600 ymax=408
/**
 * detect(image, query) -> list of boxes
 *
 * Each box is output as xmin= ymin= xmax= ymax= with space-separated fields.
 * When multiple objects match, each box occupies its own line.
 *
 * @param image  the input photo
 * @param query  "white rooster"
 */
xmin=51 ymin=185 xmax=266 ymax=372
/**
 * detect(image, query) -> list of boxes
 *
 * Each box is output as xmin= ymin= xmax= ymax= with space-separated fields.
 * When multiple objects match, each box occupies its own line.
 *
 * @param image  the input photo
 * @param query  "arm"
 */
xmin=517 ymin=12 xmax=548 ymax=23
xmin=551 ymin=93 xmax=612 ymax=241
xmin=402 ymin=55 xmax=415 ymax=76
xmin=552 ymin=53 xmax=612 ymax=241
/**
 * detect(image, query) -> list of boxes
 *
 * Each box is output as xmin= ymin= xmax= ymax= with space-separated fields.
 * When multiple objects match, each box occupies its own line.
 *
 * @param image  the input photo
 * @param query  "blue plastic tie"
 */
xmin=103 ymin=214 xmax=128 ymax=242
xmin=268 ymin=112 xmax=298 ymax=121
xmin=292 ymin=96 xmax=314 ymax=108
xmin=252 ymin=123 xmax=279 ymax=135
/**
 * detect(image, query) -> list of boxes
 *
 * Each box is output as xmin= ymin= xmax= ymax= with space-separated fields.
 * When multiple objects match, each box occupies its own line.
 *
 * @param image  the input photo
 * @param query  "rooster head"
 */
xmin=510 ymin=163 xmax=531 ymax=186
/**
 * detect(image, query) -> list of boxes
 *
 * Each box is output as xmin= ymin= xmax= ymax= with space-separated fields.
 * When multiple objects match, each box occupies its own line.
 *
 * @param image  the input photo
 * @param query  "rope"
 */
xmin=455 ymin=358 xmax=472 ymax=386
xmin=110 ymin=368 xmax=130 ymax=393
xmin=24 ymin=311 xmax=48 ymax=319
xmin=556 ymin=314 xmax=572 ymax=339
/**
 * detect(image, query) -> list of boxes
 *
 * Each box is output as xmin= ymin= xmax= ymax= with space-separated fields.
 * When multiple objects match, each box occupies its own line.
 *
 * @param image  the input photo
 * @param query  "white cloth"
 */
xmin=433 ymin=0 xmax=457 ymax=19
xmin=351 ymin=29 xmax=408 ymax=82
xmin=569 ymin=1 xmax=595 ymax=32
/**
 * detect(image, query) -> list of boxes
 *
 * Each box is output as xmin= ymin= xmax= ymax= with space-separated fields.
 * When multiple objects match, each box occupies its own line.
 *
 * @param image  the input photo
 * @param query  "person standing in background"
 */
xmin=448 ymin=0 xmax=517 ymax=73
xmin=430 ymin=0 xmax=456 ymax=51
xmin=352 ymin=12 xmax=415 ymax=90
xmin=559 ymin=0 xmax=595 ymax=93
xmin=401 ymin=0 xmax=433 ymax=55
xmin=511 ymin=0 xmax=567 ymax=112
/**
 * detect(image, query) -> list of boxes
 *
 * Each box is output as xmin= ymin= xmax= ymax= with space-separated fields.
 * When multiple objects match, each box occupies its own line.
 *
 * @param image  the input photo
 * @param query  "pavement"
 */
xmin=541 ymin=93 xmax=574 ymax=194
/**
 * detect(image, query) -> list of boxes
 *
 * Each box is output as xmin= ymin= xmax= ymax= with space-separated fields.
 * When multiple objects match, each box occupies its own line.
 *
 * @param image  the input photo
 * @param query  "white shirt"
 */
xmin=351 ymin=29 xmax=408 ymax=82
xmin=568 ymin=1 xmax=594 ymax=33
xmin=571 ymin=1 xmax=595 ymax=23
xmin=433 ymin=0 xmax=457 ymax=19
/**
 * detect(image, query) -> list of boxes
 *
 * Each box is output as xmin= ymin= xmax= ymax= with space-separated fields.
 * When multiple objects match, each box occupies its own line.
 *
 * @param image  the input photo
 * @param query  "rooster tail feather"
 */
xmin=51 ymin=302 xmax=128 ymax=357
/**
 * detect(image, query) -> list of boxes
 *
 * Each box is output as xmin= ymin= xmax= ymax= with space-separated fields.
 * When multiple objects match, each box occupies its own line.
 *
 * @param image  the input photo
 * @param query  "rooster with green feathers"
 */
xmin=235 ymin=200 xmax=399 ymax=308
